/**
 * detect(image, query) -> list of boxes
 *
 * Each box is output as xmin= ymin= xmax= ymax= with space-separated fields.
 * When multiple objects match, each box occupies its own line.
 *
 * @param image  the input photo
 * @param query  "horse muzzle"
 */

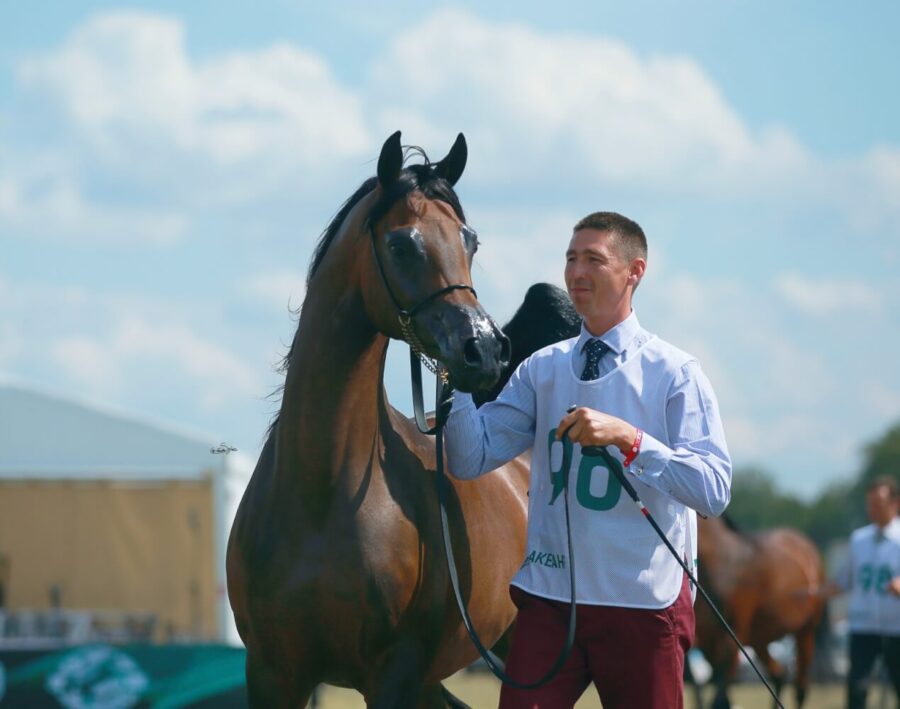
xmin=423 ymin=307 xmax=510 ymax=392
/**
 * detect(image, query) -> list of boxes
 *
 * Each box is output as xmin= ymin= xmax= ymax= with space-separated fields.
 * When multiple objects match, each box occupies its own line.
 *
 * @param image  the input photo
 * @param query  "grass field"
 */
xmin=311 ymin=672 xmax=898 ymax=708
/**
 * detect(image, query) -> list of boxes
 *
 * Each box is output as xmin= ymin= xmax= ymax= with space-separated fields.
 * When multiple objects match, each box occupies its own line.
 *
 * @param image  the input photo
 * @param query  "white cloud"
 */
xmin=862 ymin=382 xmax=900 ymax=419
xmin=0 ymin=323 xmax=22 ymax=368
xmin=369 ymin=9 xmax=811 ymax=193
xmin=51 ymin=336 xmax=125 ymax=397
xmin=834 ymin=146 xmax=900 ymax=237
xmin=864 ymin=146 xmax=900 ymax=206
xmin=775 ymin=273 xmax=882 ymax=317
xmin=115 ymin=317 xmax=260 ymax=404
xmin=10 ymin=8 xmax=900 ymax=234
xmin=17 ymin=11 xmax=372 ymax=202
xmin=468 ymin=208 xmax=573 ymax=311
xmin=44 ymin=307 xmax=263 ymax=413
xmin=0 ymin=165 xmax=187 ymax=243
xmin=237 ymin=269 xmax=306 ymax=311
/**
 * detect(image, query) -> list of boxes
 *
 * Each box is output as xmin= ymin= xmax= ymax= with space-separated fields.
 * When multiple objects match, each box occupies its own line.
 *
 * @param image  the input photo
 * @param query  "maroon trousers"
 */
xmin=499 ymin=573 xmax=694 ymax=709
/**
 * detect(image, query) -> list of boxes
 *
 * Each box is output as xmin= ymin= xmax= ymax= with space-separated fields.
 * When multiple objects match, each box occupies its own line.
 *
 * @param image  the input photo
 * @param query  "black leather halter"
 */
xmin=369 ymin=223 xmax=475 ymax=384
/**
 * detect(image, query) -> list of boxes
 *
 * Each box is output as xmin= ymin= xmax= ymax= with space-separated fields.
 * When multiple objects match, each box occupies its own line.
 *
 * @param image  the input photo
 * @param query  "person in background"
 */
xmin=444 ymin=211 xmax=732 ymax=708
xmin=831 ymin=476 xmax=900 ymax=709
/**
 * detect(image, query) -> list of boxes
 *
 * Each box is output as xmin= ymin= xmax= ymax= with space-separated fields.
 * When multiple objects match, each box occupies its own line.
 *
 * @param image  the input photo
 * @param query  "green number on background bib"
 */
xmin=860 ymin=563 xmax=873 ymax=592
xmin=876 ymin=565 xmax=893 ymax=595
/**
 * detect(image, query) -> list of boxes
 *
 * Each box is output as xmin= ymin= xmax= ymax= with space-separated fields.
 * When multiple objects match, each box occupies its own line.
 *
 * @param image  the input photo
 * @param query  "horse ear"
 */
xmin=433 ymin=133 xmax=467 ymax=186
xmin=377 ymin=131 xmax=403 ymax=187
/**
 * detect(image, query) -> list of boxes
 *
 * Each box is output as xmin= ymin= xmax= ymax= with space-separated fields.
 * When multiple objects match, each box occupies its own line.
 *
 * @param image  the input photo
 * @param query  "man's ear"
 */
xmin=629 ymin=258 xmax=647 ymax=286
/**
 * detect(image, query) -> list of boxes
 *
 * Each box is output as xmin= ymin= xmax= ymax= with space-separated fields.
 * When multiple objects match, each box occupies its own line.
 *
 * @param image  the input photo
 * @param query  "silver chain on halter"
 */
xmin=399 ymin=314 xmax=449 ymax=384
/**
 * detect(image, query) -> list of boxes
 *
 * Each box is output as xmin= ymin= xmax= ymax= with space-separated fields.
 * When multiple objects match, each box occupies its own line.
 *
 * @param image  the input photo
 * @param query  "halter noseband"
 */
xmin=369 ymin=224 xmax=476 ymax=383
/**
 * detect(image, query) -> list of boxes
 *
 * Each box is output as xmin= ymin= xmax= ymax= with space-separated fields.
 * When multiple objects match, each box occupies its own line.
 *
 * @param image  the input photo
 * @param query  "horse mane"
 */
xmin=720 ymin=511 xmax=742 ymax=534
xmin=265 ymin=148 xmax=468 ymax=440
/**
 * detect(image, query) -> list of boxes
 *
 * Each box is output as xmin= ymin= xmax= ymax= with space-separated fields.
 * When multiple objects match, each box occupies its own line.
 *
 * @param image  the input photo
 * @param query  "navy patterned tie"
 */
xmin=581 ymin=339 xmax=610 ymax=381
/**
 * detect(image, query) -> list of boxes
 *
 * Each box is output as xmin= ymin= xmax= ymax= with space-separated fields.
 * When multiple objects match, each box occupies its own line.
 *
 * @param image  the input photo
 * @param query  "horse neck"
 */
xmin=273 ymin=277 xmax=390 ymax=504
xmin=699 ymin=516 xmax=753 ymax=563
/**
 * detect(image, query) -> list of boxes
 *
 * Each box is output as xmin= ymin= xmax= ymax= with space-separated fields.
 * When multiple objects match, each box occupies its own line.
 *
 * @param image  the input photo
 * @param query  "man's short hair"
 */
xmin=867 ymin=476 xmax=900 ymax=500
xmin=573 ymin=211 xmax=648 ymax=263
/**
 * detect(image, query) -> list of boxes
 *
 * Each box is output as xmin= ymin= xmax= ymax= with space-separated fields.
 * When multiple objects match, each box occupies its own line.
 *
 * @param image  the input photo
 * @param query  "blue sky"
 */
xmin=2 ymin=2 xmax=898 ymax=499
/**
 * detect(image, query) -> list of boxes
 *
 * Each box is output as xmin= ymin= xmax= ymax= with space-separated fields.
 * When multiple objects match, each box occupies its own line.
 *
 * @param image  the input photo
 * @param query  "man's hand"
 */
xmin=887 ymin=576 xmax=900 ymax=597
xmin=556 ymin=406 xmax=637 ymax=454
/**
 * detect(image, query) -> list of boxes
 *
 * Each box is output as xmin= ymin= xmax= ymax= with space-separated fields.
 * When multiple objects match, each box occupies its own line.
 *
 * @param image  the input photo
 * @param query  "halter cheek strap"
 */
xmin=369 ymin=224 xmax=476 ymax=383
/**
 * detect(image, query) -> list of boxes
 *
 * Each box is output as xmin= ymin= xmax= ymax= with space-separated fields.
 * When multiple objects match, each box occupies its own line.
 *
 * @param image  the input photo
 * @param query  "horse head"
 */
xmin=363 ymin=131 xmax=511 ymax=392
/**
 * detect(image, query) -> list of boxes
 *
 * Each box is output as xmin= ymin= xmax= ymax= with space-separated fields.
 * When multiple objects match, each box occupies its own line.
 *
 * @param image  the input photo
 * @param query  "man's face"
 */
xmin=866 ymin=485 xmax=898 ymax=528
xmin=564 ymin=228 xmax=638 ymax=331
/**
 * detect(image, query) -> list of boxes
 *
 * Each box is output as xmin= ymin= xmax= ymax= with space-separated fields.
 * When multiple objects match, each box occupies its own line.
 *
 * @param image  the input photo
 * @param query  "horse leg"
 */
xmin=490 ymin=618 xmax=515 ymax=660
xmin=792 ymin=624 xmax=816 ymax=708
xmin=708 ymin=640 xmax=735 ymax=709
xmin=245 ymin=648 xmax=317 ymax=709
xmin=753 ymin=643 xmax=786 ymax=709
xmin=710 ymin=678 xmax=730 ymax=709
xmin=364 ymin=636 xmax=432 ymax=709
xmin=684 ymin=653 xmax=707 ymax=709
xmin=245 ymin=649 xmax=281 ymax=709
xmin=418 ymin=683 xmax=473 ymax=709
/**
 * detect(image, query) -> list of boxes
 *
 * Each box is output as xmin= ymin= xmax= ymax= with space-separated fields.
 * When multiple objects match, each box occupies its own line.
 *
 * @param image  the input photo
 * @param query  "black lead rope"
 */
xmin=410 ymin=353 xmax=782 ymax=705
xmin=582 ymin=444 xmax=784 ymax=708
xmin=411 ymin=354 xmax=577 ymax=689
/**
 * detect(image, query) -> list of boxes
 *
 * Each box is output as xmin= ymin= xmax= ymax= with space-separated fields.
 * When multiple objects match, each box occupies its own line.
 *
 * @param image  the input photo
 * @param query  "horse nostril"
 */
xmin=498 ymin=334 xmax=511 ymax=366
xmin=463 ymin=337 xmax=483 ymax=366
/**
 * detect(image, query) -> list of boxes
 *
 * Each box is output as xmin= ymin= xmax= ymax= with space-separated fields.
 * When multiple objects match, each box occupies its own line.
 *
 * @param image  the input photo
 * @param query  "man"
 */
xmin=444 ymin=212 xmax=732 ymax=708
xmin=832 ymin=477 xmax=900 ymax=709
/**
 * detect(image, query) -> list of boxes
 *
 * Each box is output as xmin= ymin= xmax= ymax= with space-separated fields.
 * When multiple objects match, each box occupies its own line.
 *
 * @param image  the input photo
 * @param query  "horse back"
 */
xmin=750 ymin=528 xmax=825 ymax=634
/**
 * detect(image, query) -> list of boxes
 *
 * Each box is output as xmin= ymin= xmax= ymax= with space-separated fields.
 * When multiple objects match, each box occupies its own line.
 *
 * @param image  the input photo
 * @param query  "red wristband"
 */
xmin=621 ymin=429 xmax=643 ymax=468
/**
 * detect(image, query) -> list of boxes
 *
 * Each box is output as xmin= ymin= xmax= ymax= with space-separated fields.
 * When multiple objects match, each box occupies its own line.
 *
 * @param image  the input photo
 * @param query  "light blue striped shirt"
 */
xmin=445 ymin=311 xmax=732 ymax=517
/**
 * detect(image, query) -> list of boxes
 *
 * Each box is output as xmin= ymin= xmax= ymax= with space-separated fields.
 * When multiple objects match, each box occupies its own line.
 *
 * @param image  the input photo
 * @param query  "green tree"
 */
xmin=805 ymin=480 xmax=856 ymax=549
xmin=726 ymin=467 xmax=808 ymax=532
xmin=856 ymin=422 xmax=900 ymax=492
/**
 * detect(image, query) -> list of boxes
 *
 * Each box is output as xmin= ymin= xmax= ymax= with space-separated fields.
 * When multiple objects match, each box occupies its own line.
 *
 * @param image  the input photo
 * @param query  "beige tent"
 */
xmin=0 ymin=384 xmax=251 ymax=644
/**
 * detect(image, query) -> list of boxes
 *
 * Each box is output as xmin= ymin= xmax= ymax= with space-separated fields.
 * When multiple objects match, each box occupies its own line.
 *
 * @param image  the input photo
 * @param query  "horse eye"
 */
xmin=385 ymin=228 xmax=422 ymax=260
xmin=388 ymin=239 xmax=410 ymax=258
xmin=461 ymin=226 xmax=479 ymax=255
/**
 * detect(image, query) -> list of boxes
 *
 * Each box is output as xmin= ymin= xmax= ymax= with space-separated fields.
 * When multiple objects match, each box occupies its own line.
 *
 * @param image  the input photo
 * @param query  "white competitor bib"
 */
xmin=845 ymin=519 xmax=900 ymax=636
xmin=511 ymin=334 xmax=696 ymax=608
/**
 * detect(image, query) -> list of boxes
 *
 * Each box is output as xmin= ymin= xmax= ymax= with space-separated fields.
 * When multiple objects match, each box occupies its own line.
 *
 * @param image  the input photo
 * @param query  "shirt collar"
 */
xmin=577 ymin=311 xmax=640 ymax=356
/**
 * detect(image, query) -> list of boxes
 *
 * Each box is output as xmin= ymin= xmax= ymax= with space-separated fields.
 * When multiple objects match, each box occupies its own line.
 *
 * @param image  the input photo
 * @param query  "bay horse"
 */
xmin=226 ymin=132 xmax=530 ymax=708
xmin=692 ymin=514 xmax=826 ymax=709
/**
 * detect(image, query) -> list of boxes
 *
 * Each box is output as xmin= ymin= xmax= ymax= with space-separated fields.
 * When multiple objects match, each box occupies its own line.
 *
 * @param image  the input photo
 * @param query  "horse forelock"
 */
xmin=307 ymin=162 xmax=464 ymax=289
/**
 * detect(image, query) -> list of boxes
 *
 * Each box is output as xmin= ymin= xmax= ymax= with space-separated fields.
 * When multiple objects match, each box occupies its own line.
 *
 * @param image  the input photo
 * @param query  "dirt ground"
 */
xmin=311 ymin=672 xmax=897 ymax=708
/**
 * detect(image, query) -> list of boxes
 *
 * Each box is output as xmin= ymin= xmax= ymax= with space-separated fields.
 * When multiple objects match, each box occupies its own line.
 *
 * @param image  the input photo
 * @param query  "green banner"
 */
xmin=0 ymin=644 xmax=246 ymax=708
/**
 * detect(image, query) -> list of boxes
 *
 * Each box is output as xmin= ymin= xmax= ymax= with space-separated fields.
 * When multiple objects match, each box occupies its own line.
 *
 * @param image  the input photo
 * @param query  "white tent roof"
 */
xmin=0 ymin=384 xmax=251 ymax=481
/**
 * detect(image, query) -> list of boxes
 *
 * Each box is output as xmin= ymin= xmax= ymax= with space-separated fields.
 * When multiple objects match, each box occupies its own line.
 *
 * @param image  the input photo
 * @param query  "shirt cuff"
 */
xmin=450 ymin=391 xmax=476 ymax=415
xmin=625 ymin=430 xmax=671 ymax=482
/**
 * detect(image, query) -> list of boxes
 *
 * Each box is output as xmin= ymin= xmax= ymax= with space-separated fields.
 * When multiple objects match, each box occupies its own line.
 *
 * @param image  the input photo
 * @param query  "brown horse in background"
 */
xmin=226 ymin=132 xmax=529 ymax=708
xmin=692 ymin=515 xmax=826 ymax=709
